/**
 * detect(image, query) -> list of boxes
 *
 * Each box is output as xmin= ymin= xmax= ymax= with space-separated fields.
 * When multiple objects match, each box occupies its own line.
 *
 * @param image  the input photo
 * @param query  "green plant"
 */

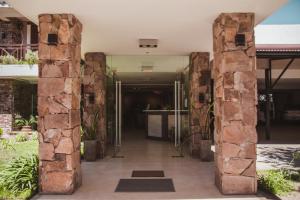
xmin=0 ymin=54 xmax=18 ymax=64
xmin=31 ymin=132 xmax=38 ymax=141
xmin=24 ymin=50 xmax=38 ymax=65
xmin=0 ymin=154 xmax=38 ymax=198
xmin=0 ymin=128 xmax=3 ymax=138
xmin=258 ymin=170 xmax=294 ymax=195
xmin=293 ymin=151 xmax=300 ymax=160
xmin=15 ymin=133 xmax=28 ymax=142
xmin=82 ymin=110 xmax=99 ymax=140
xmin=0 ymin=139 xmax=15 ymax=151
xmin=14 ymin=115 xmax=37 ymax=129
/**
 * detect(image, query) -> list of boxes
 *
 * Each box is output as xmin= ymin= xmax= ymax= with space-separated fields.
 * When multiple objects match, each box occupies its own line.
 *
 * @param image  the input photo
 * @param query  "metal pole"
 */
xmin=115 ymin=81 xmax=118 ymax=147
xmin=178 ymin=82 xmax=181 ymax=146
xmin=119 ymin=81 xmax=122 ymax=146
xmin=174 ymin=81 xmax=177 ymax=147
xmin=265 ymin=61 xmax=271 ymax=140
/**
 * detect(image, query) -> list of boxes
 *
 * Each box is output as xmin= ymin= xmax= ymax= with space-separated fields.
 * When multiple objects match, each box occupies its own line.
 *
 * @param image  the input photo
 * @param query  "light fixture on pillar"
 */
xmin=235 ymin=33 xmax=246 ymax=47
xmin=47 ymin=33 xmax=58 ymax=46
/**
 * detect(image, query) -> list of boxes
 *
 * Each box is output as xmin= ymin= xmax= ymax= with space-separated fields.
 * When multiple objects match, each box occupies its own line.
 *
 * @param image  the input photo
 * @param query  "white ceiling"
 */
xmin=7 ymin=0 xmax=288 ymax=55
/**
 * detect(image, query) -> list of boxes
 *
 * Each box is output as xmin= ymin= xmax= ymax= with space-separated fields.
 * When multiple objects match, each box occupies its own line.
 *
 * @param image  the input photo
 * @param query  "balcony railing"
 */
xmin=0 ymin=44 xmax=38 ymax=60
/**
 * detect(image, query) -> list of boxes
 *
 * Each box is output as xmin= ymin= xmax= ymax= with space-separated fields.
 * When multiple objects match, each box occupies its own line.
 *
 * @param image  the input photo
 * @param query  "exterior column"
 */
xmin=83 ymin=53 xmax=106 ymax=158
xmin=189 ymin=52 xmax=210 ymax=156
xmin=38 ymin=14 xmax=82 ymax=194
xmin=0 ymin=79 xmax=14 ymax=134
xmin=213 ymin=13 xmax=257 ymax=194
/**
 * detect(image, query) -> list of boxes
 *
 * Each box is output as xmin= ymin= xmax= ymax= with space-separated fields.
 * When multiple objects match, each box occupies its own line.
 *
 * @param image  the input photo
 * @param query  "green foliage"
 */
xmin=0 ymin=50 xmax=38 ymax=65
xmin=31 ymin=132 xmax=38 ymax=141
xmin=14 ymin=115 xmax=37 ymax=129
xmin=258 ymin=170 xmax=294 ymax=195
xmin=0 ymin=154 xmax=38 ymax=199
xmin=82 ymin=109 xmax=99 ymax=140
xmin=0 ymin=139 xmax=15 ymax=151
xmin=0 ymin=55 xmax=18 ymax=64
xmin=24 ymin=50 xmax=38 ymax=65
xmin=281 ymin=169 xmax=300 ymax=182
xmin=0 ymin=128 xmax=3 ymax=137
xmin=15 ymin=133 xmax=28 ymax=143
xmin=293 ymin=151 xmax=300 ymax=160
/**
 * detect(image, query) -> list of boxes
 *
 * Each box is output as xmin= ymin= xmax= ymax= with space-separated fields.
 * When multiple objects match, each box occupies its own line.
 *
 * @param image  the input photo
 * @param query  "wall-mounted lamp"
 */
xmin=47 ymin=33 xmax=58 ymax=46
xmin=0 ymin=32 xmax=6 ymax=39
xmin=235 ymin=33 xmax=246 ymax=47
xmin=199 ymin=93 xmax=205 ymax=103
xmin=88 ymin=93 xmax=95 ymax=104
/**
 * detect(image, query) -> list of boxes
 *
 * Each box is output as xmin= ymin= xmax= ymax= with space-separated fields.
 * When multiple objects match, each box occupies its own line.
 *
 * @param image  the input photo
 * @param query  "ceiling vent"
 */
xmin=139 ymin=39 xmax=158 ymax=48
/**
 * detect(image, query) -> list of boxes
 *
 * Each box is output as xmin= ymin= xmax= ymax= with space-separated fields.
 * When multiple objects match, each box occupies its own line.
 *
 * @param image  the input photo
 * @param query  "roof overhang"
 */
xmin=6 ymin=0 xmax=288 ymax=55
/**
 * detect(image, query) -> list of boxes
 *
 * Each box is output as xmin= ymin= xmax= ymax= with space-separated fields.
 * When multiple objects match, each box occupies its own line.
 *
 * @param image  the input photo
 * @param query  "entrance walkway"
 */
xmin=35 ymin=130 xmax=262 ymax=200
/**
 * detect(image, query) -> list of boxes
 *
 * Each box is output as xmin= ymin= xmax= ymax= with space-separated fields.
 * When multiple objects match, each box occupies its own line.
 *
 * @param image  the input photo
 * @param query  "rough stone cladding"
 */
xmin=0 ymin=79 xmax=14 ymax=134
xmin=213 ymin=13 xmax=257 ymax=194
xmin=38 ymin=14 xmax=82 ymax=194
xmin=83 ymin=52 xmax=106 ymax=158
xmin=189 ymin=52 xmax=210 ymax=156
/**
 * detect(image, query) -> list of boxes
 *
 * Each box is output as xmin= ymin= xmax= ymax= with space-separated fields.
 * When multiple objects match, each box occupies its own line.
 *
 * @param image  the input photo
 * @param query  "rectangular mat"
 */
xmin=115 ymin=179 xmax=175 ymax=192
xmin=132 ymin=170 xmax=164 ymax=177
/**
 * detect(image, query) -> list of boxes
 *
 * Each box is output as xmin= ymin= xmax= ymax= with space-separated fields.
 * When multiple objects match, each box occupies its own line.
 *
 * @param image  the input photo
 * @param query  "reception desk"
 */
xmin=143 ymin=110 xmax=188 ymax=140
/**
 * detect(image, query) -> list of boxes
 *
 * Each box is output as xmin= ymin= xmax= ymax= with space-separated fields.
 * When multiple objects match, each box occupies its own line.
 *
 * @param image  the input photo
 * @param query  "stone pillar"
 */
xmin=213 ymin=13 xmax=257 ymax=194
xmin=83 ymin=53 xmax=106 ymax=158
xmin=189 ymin=52 xmax=210 ymax=156
xmin=38 ymin=14 xmax=82 ymax=194
xmin=0 ymin=79 xmax=14 ymax=134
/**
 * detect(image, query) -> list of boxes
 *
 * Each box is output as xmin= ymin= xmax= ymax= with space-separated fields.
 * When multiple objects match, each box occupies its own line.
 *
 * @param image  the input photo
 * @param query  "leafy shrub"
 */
xmin=24 ymin=50 xmax=38 ymax=65
xmin=282 ymin=169 xmax=300 ymax=182
xmin=293 ymin=151 xmax=300 ymax=160
xmin=258 ymin=170 xmax=294 ymax=195
xmin=0 ymin=154 xmax=38 ymax=199
xmin=0 ymin=139 xmax=15 ymax=150
xmin=0 ymin=55 xmax=18 ymax=64
xmin=14 ymin=115 xmax=37 ymax=130
xmin=0 ymin=128 xmax=3 ymax=137
xmin=31 ymin=132 xmax=38 ymax=141
xmin=15 ymin=133 xmax=28 ymax=142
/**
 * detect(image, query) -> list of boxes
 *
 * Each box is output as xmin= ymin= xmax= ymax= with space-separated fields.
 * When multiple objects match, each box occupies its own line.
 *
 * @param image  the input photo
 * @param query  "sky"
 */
xmin=262 ymin=0 xmax=300 ymax=24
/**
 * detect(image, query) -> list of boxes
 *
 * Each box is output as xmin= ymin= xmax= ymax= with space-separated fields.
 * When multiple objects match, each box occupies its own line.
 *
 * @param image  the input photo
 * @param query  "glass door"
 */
xmin=114 ymin=80 xmax=122 ymax=156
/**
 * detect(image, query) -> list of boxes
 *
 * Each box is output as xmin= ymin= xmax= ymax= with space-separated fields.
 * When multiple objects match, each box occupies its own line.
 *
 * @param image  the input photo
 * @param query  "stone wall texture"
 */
xmin=213 ymin=13 xmax=257 ymax=194
xmin=38 ymin=14 xmax=82 ymax=194
xmin=83 ymin=52 xmax=106 ymax=158
xmin=0 ymin=79 xmax=14 ymax=134
xmin=189 ymin=52 xmax=210 ymax=156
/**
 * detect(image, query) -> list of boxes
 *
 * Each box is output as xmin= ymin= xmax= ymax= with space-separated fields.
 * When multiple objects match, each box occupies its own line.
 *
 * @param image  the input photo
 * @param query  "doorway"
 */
xmin=112 ymin=72 xmax=189 ymax=157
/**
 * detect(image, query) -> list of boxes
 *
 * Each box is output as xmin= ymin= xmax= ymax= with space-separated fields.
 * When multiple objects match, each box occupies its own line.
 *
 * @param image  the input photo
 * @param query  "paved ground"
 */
xmin=34 ymin=125 xmax=300 ymax=200
xmin=35 ymin=130 xmax=263 ymax=200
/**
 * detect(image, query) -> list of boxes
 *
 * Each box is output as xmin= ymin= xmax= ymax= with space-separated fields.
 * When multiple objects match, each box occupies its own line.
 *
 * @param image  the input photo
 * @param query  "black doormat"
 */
xmin=132 ymin=170 xmax=164 ymax=177
xmin=115 ymin=179 xmax=175 ymax=192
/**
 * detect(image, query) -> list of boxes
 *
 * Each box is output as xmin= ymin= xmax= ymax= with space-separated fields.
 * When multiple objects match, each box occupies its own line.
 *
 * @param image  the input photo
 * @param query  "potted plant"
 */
xmin=82 ymin=110 xmax=99 ymax=161
xmin=14 ymin=115 xmax=37 ymax=133
xmin=199 ymin=103 xmax=214 ymax=161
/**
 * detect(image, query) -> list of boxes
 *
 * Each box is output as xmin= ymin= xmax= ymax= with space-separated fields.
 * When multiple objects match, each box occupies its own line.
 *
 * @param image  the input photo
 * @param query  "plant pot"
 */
xmin=200 ymin=139 xmax=213 ymax=161
xmin=84 ymin=140 xmax=97 ymax=161
xmin=21 ymin=125 xmax=32 ymax=132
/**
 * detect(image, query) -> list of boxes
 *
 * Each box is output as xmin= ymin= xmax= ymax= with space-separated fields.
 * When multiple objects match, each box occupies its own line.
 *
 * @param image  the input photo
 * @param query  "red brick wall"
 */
xmin=0 ymin=79 xmax=14 ymax=134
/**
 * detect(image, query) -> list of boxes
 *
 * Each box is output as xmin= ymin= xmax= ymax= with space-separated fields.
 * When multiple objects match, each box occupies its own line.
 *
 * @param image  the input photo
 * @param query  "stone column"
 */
xmin=189 ymin=52 xmax=210 ymax=156
xmin=0 ymin=79 xmax=14 ymax=134
xmin=213 ymin=13 xmax=257 ymax=194
xmin=83 ymin=53 xmax=106 ymax=158
xmin=38 ymin=14 xmax=82 ymax=194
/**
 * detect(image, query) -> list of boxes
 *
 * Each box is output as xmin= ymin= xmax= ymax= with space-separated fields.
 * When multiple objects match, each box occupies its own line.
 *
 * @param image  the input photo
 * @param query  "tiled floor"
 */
xmin=35 ymin=130 xmax=262 ymax=200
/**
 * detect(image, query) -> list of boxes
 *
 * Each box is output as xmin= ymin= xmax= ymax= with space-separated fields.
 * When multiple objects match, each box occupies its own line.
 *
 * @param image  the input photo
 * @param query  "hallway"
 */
xmin=35 ymin=131 xmax=261 ymax=200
